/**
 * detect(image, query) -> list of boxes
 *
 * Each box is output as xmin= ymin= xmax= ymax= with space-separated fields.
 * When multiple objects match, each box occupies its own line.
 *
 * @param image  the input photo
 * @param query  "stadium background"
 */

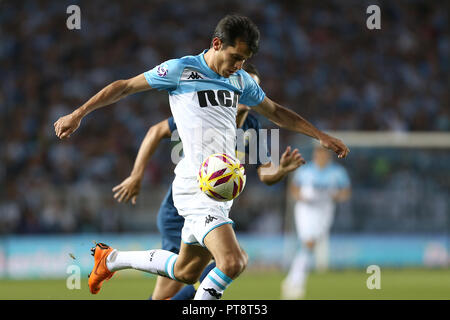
xmin=0 ymin=0 xmax=448 ymax=299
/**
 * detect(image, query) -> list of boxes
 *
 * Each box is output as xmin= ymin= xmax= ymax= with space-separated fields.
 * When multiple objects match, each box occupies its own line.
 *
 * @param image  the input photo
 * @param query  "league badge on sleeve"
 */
xmin=157 ymin=63 xmax=169 ymax=77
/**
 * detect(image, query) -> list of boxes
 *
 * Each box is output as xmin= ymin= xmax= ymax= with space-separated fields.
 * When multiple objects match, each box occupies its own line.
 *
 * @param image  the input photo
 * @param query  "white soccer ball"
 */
xmin=198 ymin=153 xmax=246 ymax=202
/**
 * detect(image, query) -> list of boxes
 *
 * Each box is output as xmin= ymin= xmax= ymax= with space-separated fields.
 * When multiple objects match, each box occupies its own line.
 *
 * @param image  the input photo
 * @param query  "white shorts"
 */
xmin=172 ymin=175 xmax=234 ymax=247
xmin=294 ymin=203 xmax=334 ymax=243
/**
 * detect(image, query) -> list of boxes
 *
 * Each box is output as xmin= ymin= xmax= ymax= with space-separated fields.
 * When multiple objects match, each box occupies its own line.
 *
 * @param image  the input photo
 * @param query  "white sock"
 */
xmin=194 ymin=267 xmax=233 ymax=300
xmin=286 ymin=248 xmax=313 ymax=288
xmin=106 ymin=249 xmax=178 ymax=280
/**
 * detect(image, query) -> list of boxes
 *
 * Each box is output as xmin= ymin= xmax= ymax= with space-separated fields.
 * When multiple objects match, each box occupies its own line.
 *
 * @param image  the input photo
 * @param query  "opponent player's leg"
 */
xmin=152 ymin=275 xmax=185 ymax=300
xmin=194 ymin=223 xmax=248 ymax=300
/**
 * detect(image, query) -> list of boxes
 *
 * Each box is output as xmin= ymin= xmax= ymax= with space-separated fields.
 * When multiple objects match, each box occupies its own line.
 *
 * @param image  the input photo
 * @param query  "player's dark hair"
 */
xmin=243 ymin=63 xmax=260 ymax=79
xmin=211 ymin=15 xmax=260 ymax=55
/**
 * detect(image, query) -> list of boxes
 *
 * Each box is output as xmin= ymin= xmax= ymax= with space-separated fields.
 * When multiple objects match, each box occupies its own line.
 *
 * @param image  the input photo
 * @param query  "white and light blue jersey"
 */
xmin=144 ymin=50 xmax=266 ymax=177
xmin=292 ymin=162 xmax=350 ymax=216
xmin=292 ymin=162 xmax=350 ymax=191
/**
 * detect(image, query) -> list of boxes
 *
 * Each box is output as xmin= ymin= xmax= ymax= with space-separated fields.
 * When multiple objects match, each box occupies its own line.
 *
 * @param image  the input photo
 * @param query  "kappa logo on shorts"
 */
xmin=205 ymin=215 xmax=218 ymax=226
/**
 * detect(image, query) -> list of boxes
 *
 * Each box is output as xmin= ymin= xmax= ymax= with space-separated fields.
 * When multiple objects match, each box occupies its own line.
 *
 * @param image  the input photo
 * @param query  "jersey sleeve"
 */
xmin=239 ymin=71 xmax=266 ymax=107
xmin=167 ymin=117 xmax=177 ymax=133
xmin=144 ymin=59 xmax=184 ymax=92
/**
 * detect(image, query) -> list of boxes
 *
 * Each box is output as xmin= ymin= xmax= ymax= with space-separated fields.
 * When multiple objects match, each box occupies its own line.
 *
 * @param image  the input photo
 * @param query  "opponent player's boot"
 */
xmin=88 ymin=242 xmax=115 ymax=294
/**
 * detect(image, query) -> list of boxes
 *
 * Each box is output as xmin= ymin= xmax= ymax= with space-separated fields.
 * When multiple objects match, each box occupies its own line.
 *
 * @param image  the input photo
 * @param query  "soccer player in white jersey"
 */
xmin=54 ymin=15 xmax=349 ymax=300
xmin=282 ymin=145 xmax=351 ymax=299
xmin=112 ymin=65 xmax=305 ymax=300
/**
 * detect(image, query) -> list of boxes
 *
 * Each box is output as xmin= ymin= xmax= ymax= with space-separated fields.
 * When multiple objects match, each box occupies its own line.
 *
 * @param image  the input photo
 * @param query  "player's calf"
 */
xmin=174 ymin=268 xmax=202 ymax=285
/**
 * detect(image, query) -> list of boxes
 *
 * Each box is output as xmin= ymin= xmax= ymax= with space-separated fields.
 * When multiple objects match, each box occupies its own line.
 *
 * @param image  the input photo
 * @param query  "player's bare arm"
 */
xmin=253 ymin=97 xmax=350 ymax=159
xmin=258 ymin=146 xmax=305 ymax=185
xmin=236 ymin=104 xmax=250 ymax=128
xmin=54 ymin=73 xmax=151 ymax=139
xmin=112 ymin=119 xmax=172 ymax=204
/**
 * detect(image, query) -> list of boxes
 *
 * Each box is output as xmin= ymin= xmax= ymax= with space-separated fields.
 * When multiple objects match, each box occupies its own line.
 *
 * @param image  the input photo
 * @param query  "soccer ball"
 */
xmin=198 ymin=153 xmax=246 ymax=202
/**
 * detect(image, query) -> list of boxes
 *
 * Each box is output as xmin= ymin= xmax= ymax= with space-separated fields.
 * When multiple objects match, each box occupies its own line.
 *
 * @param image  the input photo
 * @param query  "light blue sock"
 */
xmin=193 ymin=267 xmax=233 ymax=300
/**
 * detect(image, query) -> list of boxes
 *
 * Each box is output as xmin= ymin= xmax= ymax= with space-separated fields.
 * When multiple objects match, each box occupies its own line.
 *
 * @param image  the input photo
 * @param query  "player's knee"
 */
xmin=241 ymin=249 xmax=249 ymax=266
xmin=218 ymin=252 xmax=247 ymax=279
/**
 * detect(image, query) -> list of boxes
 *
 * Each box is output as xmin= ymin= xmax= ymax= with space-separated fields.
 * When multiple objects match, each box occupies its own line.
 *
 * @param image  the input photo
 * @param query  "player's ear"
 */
xmin=211 ymin=37 xmax=223 ymax=51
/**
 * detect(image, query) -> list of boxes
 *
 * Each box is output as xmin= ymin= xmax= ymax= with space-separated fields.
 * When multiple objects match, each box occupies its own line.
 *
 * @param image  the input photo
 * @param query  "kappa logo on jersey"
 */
xmin=181 ymin=68 xmax=207 ymax=81
xmin=156 ymin=63 xmax=168 ymax=77
xmin=203 ymin=288 xmax=222 ymax=299
xmin=205 ymin=215 xmax=218 ymax=226
xmin=197 ymin=90 xmax=239 ymax=108
xmin=187 ymin=71 xmax=203 ymax=80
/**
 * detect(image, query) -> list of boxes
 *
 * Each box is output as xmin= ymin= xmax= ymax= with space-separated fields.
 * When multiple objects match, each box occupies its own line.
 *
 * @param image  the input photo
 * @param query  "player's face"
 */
xmin=313 ymin=147 xmax=331 ymax=168
xmin=213 ymin=38 xmax=252 ymax=78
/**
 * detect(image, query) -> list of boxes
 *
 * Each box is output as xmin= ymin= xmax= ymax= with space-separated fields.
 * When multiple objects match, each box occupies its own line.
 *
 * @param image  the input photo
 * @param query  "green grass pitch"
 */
xmin=1 ymin=268 xmax=448 ymax=300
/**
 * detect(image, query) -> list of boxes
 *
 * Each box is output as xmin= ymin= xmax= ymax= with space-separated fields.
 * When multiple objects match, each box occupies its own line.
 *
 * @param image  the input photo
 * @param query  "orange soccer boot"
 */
xmin=88 ymin=242 xmax=116 ymax=294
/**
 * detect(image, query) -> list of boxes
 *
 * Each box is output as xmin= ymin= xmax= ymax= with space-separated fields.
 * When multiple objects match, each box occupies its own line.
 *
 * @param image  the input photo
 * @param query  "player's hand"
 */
xmin=279 ymin=146 xmax=305 ymax=173
xmin=318 ymin=133 xmax=350 ymax=159
xmin=54 ymin=113 xmax=82 ymax=139
xmin=112 ymin=175 xmax=142 ymax=205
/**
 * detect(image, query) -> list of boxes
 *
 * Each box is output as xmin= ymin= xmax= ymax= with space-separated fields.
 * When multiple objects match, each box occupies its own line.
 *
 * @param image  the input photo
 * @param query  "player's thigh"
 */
xmin=174 ymin=242 xmax=212 ymax=281
xmin=152 ymin=276 xmax=185 ymax=300
xmin=203 ymin=223 xmax=245 ymax=277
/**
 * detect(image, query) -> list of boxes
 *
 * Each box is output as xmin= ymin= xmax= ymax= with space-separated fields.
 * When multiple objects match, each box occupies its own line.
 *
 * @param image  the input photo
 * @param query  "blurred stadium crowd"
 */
xmin=0 ymin=0 xmax=448 ymax=234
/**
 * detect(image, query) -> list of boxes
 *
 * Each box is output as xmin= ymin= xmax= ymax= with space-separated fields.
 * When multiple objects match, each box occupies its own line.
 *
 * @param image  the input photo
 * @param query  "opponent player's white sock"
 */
xmin=194 ymin=267 xmax=233 ymax=300
xmin=106 ymin=249 xmax=178 ymax=280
